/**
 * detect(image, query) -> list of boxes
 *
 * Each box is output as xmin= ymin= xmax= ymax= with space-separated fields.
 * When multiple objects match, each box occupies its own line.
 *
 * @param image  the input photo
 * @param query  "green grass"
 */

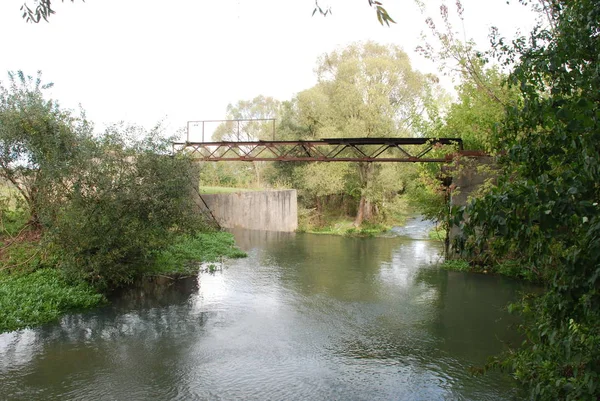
xmin=149 ymin=231 xmax=247 ymax=275
xmin=440 ymin=258 xmax=540 ymax=282
xmin=0 ymin=268 xmax=105 ymax=333
xmin=428 ymin=226 xmax=447 ymax=241
xmin=440 ymin=259 xmax=471 ymax=272
xmin=199 ymin=186 xmax=254 ymax=194
xmin=300 ymin=218 xmax=390 ymax=237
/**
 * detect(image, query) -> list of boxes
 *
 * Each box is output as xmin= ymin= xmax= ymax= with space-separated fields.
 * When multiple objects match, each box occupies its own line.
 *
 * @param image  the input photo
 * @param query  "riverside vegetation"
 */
xmin=0 ymin=72 xmax=245 ymax=333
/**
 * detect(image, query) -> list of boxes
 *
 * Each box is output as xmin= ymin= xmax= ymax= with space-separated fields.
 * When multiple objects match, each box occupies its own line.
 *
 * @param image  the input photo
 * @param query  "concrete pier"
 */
xmin=200 ymin=190 xmax=298 ymax=232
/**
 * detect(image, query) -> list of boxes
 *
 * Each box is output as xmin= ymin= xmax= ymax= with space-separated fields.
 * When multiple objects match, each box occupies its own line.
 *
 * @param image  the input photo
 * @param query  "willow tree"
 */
xmin=0 ymin=71 xmax=92 ymax=228
xmin=304 ymin=41 xmax=436 ymax=225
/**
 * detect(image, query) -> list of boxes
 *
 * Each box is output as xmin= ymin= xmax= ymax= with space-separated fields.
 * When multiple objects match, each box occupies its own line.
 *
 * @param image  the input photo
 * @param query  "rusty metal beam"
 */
xmin=172 ymin=137 xmax=464 ymax=163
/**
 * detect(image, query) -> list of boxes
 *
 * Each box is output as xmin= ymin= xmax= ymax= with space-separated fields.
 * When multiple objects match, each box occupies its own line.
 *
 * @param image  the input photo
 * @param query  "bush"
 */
xmin=46 ymin=129 xmax=210 ymax=289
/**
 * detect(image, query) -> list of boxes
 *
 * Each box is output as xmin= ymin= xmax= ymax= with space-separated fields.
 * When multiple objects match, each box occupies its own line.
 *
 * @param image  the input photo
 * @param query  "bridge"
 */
xmin=176 ymin=119 xmax=489 ymax=248
xmin=173 ymin=119 xmax=467 ymax=163
xmin=172 ymin=137 xmax=464 ymax=163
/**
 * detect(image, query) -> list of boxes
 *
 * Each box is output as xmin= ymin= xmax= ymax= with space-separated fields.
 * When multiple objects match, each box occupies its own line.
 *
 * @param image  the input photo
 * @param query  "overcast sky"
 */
xmin=0 ymin=0 xmax=536 ymax=140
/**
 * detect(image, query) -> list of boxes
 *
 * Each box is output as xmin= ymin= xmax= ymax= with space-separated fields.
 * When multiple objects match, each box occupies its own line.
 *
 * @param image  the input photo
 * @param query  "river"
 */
xmin=0 ymin=219 xmax=530 ymax=400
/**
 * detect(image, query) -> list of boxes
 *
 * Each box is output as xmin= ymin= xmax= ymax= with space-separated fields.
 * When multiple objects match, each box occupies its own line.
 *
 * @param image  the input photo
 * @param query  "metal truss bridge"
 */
xmin=173 ymin=137 xmax=464 ymax=163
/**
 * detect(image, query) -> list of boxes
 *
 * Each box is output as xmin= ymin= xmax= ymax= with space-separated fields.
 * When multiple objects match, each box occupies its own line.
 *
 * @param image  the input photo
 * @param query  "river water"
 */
xmin=0 ymin=220 xmax=530 ymax=400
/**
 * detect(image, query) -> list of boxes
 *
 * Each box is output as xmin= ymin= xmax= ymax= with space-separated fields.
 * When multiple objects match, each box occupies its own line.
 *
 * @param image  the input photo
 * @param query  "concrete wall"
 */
xmin=200 ymin=190 xmax=298 ymax=232
xmin=448 ymin=156 xmax=496 ymax=257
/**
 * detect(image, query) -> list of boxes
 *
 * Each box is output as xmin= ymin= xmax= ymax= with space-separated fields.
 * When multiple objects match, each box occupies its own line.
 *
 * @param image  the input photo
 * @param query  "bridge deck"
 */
xmin=173 ymin=137 xmax=464 ymax=162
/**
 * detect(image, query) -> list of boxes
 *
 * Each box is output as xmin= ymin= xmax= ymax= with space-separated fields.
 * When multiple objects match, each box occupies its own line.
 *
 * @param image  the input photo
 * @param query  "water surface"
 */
xmin=0 ymin=225 xmax=529 ymax=400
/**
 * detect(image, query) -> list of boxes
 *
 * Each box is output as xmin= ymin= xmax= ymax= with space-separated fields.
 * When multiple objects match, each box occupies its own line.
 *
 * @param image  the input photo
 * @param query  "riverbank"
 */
xmin=299 ymin=219 xmax=391 ymax=237
xmin=0 ymin=231 xmax=246 ymax=334
xmin=440 ymin=259 xmax=543 ymax=283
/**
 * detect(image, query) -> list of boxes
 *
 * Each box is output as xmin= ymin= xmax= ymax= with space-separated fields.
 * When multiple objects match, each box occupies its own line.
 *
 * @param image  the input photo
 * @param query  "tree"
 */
xmin=455 ymin=1 xmax=600 ymax=399
xmin=438 ymin=66 xmax=516 ymax=152
xmin=0 ymin=71 xmax=92 ymax=227
xmin=212 ymin=95 xmax=279 ymax=142
xmin=210 ymin=95 xmax=280 ymax=188
xmin=49 ymin=124 xmax=208 ymax=288
xmin=302 ymin=41 xmax=436 ymax=225
xmin=0 ymin=71 xmax=209 ymax=287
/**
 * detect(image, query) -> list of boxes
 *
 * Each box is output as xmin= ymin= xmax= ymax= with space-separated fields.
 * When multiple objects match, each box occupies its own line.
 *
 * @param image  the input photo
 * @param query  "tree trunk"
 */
xmin=354 ymin=196 xmax=365 ymax=227
xmin=354 ymin=162 xmax=376 ymax=227
xmin=315 ymin=196 xmax=322 ymax=224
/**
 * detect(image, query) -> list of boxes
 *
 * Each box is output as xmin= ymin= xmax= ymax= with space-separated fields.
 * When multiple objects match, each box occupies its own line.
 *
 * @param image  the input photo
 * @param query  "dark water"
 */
xmin=0 ymin=223 xmax=531 ymax=400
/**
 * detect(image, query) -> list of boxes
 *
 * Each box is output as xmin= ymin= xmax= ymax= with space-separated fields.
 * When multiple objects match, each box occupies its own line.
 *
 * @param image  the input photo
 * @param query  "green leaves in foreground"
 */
xmin=150 ymin=231 xmax=247 ymax=275
xmin=0 ymin=269 xmax=105 ymax=333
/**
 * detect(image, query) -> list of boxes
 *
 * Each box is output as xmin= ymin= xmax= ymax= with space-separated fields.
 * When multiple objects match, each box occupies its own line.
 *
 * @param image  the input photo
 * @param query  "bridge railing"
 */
xmin=186 ymin=119 xmax=276 ymax=142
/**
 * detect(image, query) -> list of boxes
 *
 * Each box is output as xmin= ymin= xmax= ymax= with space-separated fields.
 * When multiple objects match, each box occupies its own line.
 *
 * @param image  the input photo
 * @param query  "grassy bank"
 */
xmin=297 ymin=205 xmax=413 ymax=237
xmin=149 ymin=231 xmax=247 ymax=275
xmin=199 ymin=186 xmax=253 ymax=194
xmin=440 ymin=259 xmax=541 ymax=282
xmin=300 ymin=219 xmax=391 ymax=237
xmin=0 ymin=230 xmax=246 ymax=334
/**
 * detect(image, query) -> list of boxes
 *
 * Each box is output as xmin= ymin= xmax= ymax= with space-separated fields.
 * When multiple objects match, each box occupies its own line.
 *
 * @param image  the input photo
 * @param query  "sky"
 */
xmin=0 ymin=0 xmax=537 ymax=141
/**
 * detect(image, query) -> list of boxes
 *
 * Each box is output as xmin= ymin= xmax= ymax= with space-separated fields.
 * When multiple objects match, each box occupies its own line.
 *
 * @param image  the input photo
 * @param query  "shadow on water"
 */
xmin=0 ymin=225 xmax=534 ymax=401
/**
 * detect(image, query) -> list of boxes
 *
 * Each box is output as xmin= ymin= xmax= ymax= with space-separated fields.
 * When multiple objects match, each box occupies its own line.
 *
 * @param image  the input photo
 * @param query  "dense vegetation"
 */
xmin=0 ymin=72 xmax=245 ymax=332
xmin=448 ymin=1 xmax=600 ymax=399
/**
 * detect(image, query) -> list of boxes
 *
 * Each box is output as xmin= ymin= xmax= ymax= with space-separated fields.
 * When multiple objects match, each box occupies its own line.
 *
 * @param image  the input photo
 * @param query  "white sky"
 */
xmin=0 ymin=0 xmax=537 ymax=140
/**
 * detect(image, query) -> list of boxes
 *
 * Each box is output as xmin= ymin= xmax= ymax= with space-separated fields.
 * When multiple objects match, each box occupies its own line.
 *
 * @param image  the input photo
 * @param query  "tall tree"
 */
xmin=303 ymin=41 xmax=436 ymax=225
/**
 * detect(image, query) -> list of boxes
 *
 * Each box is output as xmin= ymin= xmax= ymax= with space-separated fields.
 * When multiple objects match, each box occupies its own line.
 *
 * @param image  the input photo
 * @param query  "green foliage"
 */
xmin=150 ymin=231 xmax=247 ymax=275
xmin=199 ymin=162 xmax=255 ymax=188
xmin=454 ymin=1 xmax=600 ymax=398
xmin=439 ymin=67 xmax=518 ymax=152
xmin=21 ymin=0 xmax=79 ymax=23
xmin=266 ymin=42 xmax=436 ymax=227
xmin=0 ymin=71 xmax=92 ymax=226
xmin=0 ymin=268 xmax=105 ymax=333
xmin=47 ymin=126 xmax=209 ymax=289
xmin=440 ymin=258 xmax=539 ymax=282
xmin=0 ymin=201 xmax=29 ymax=239
xmin=440 ymin=259 xmax=470 ymax=272
xmin=428 ymin=225 xmax=446 ymax=241
xmin=27 ymin=0 xmax=393 ymax=24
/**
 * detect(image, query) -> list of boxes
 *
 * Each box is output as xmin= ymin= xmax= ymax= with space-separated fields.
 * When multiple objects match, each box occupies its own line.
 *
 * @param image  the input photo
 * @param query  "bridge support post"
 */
xmin=447 ymin=156 xmax=497 ymax=258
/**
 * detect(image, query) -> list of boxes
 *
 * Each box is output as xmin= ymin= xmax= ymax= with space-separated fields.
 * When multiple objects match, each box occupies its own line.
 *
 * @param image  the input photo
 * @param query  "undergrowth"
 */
xmin=0 ymin=268 xmax=105 ymax=333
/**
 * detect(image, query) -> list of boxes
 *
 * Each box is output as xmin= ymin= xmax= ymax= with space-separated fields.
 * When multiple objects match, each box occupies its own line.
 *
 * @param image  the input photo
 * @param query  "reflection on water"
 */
xmin=0 ymin=228 xmax=530 ymax=400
